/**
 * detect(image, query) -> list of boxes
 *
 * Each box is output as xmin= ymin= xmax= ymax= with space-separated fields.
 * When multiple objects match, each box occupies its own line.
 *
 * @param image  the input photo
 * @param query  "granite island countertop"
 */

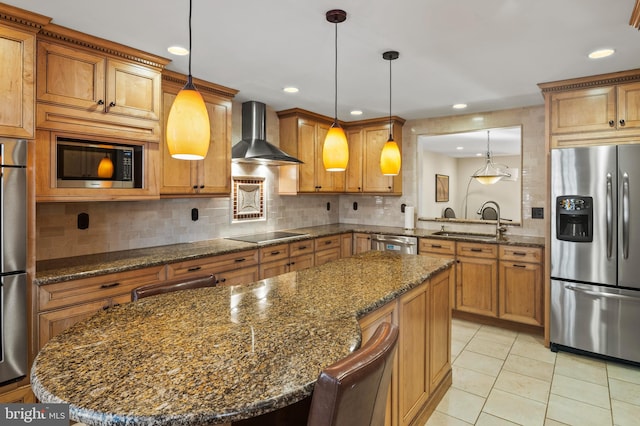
xmin=35 ymin=224 xmax=543 ymax=285
xmin=31 ymin=251 xmax=453 ymax=426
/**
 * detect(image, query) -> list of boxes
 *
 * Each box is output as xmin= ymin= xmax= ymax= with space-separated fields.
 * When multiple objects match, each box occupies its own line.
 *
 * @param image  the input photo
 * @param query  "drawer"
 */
xmin=216 ymin=266 xmax=259 ymax=287
xmin=290 ymin=253 xmax=314 ymax=271
xmin=419 ymin=238 xmax=456 ymax=256
xmin=315 ymin=235 xmax=341 ymax=251
xmin=315 ymin=246 xmax=340 ymax=266
xmin=289 ymin=239 xmax=314 ymax=257
xmin=259 ymin=243 xmax=289 ymax=262
xmin=457 ymin=242 xmax=498 ymax=259
xmin=259 ymin=258 xmax=290 ymax=280
xmin=168 ymin=249 xmax=258 ymax=277
xmin=499 ymin=245 xmax=542 ymax=263
xmin=38 ymin=265 xmax=166 ymax=311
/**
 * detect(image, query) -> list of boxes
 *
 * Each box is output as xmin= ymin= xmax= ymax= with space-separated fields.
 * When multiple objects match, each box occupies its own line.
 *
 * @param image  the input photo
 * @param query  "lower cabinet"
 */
xmin=455 ymin=242 xmax=499 ymax=317
xmin=498 ymin=246 xmax=544 ymax=326
xmin=419 ymin=238 xmax=456 ymax=309
xmin=37 ymin=265 xmax=166 ymax=350
xmin=314 ymin=234 xmax=342 ymax=266
xmin=353 ymin=232 xmax=372 ymax=254
xmin=167 ymin=249 xmax=259 ymax=287
xmin=0 ymin=385 xmax=36 ymax=403
xmin=358 ymin=267 xmax=452 ymax=426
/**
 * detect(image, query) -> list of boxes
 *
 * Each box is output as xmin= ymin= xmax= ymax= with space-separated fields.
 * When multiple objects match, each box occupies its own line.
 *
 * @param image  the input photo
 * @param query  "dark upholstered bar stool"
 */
xmin=131 ymin=274 xmax=216 ymax=301
xmin=307 ymin=322 xmax=399 ymax=426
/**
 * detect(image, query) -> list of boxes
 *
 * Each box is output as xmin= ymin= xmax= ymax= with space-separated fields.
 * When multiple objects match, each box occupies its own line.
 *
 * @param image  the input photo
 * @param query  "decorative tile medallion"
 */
xmin=232 ymin=177 xmax=265 ymax=221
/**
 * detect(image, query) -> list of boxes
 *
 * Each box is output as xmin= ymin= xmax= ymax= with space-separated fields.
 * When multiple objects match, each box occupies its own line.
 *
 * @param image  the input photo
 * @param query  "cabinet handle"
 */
xmin=200 ymin=185 xmax=205 ymax=189
xmin=97 ymin=99 xmax=104 ymax=105
xmin=271 ymin=250 xmax=281 ymax=255
xmin=620 ymin=119 xmax=626 ymax=127
xmin=290 ymin=261 xmax=295 ymax=265
xmin=100 ymin=282 xmax=120 ymax=289
xmin=609 ymin=120 xmax=615 ymax=127
xmin=187 ymin=266 xmax=202 ymax=272
xmin=325 ymin=241 xmax=332 ymax=245
xmin=512 ymin=251 xmax=527 ymax=256
xmin=234 ymin=258 xmax=246 ymax=263
xmin=513 ymin=264 xmax=527 ymax=268
xmin=298 ymin=245 xmax=307 ymax=250
xmin=219 ymin=278 xmax=226 ymax=283
xmin=431 ymin=244 xmax=442 ymax=248
xmin=109 ymin=101 xmax=116 ymax=107
xmin=112 ymin=303 xmax=120 ymax=308
xmin=192 ymin=185 xmax=198 ymax=189
xmin=470 ymin=248 xmax=483 ymax=252
xmin=388 ymin=186 xmax=392 ymax=190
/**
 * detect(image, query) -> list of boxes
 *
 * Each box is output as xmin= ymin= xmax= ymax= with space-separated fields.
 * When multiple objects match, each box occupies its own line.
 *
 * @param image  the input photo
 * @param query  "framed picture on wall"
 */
xmin=435 ymin=174 xmax=449 ymax=202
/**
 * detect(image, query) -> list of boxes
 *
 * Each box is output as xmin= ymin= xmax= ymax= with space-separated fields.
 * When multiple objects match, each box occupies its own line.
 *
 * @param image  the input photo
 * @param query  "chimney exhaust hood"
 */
xmin=232 ymin=101 xmax=302 ymax=165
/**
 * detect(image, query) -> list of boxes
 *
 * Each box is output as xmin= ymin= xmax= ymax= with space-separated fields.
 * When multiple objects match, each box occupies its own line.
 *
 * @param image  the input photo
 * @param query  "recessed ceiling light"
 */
xmin=456 ymin=146 xmax=464 ymax=150
xmin=476 ymin=153 xmax=483 ymax=157
xmin=350 ymin=110 xmax=363 ymax=116
xmin=167 ymin=46 xmax=189 ymax=56
xmin=588 ymin=48 xmax=615 ymax=59
xmin=452 ymin=103 xmax=468 ymax=109
xmin=283 ymin=87 xmax=299 ymax=93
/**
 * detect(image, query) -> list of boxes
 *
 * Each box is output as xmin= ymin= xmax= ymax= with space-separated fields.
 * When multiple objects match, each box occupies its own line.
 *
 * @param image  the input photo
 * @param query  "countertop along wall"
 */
xmin=35 ymin=104 xmax=546 ymax=261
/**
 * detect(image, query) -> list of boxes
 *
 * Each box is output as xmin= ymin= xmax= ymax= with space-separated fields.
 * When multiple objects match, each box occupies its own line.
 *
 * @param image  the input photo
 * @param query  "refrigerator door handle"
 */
xmin=566 ymin=285 xmax=640 ymax=302
xmin=607 ymin=172 xmax=613 ymax=259
xmin=623 ymin=172 xmax=630 ymax=259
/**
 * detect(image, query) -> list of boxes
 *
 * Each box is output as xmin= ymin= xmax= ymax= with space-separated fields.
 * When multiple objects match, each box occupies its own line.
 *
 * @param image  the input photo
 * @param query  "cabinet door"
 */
xmin=36 ymin=41 xmax=106 ymax=110
xmin=359 ymin=301 xmax=397 ymax=426
xmin=398 ymin=283 xmax=429 ymax=426
xmin=346 ymin=127 xmax=363 ymax=192
xmin=106 ymin=58 xmax=161 ymax=120
xmin=550 ymin=87 xmax=616 ymax=134
xmin=297 ymin=118 xmax=318 ymax=192
xmin=0 ymin=25 xmax=35 ymax=138
xmin=216 ymin=266 xmax=259 ymax=287
xmin=289 ymin=253 xmax=314 ymax=272
xmin=616 ymin=82 xmax=640 ymax=129
xmin=315 ymin=247 xmax=340 ymax=266
xmin=0 ymin=385 xmax=36 ymax=403
xmin=363 ymin=126 xmax=394 ymax=192
xmin=499 ymin=261 xmax=543 ymax=326
xmin=456 ymin=256 xmax=498 ymax=317
xmin=353 ymin=233 xmax=372 ymax=254
xmin=198 ymin=96 xmax=232 ymax=194
xmin=340 ymin=232 xmax=353 ymax=257
xmin=429 ymin=269 xmax=451 ymax=391
xmin=38 ymin=299 xmax=111 ymax=349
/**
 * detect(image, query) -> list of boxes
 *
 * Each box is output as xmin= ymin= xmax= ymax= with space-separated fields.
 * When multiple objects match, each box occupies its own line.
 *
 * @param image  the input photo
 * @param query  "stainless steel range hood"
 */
xmin=232 ymin=101 xmax=302 ymax=165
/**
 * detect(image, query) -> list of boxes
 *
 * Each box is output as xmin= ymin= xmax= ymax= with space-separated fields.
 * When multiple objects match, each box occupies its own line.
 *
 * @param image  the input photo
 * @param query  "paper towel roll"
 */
xmin=404 ymin=206 xmax=415 ymax=230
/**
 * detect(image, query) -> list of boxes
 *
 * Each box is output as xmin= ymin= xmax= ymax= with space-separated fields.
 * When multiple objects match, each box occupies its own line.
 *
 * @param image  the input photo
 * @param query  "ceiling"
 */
xmin=7 ymin=0 xmax=640 ymax=121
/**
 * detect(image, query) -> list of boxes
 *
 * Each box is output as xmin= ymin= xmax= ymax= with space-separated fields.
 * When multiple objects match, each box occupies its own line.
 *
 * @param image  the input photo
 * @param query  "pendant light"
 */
xmin=472 ymin=130 xmax=511 ymax=185
xmin=322 ymin=9 xmax=349 ymax=172
xmin=380 ymin=50 xmax=401 ymax=176
xmin=166 ymin=0 xmax=211 ymax=160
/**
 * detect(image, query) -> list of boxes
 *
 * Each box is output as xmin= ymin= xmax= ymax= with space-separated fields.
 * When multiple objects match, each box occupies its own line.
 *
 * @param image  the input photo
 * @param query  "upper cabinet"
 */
xmin=160 ymin=70 xmax=237 ymax=197
xmin=35 ymin=24 xmax=169 ymax=142
xmin=539 ymin=69 xmax=640 ymax=147
xmin=0 ymin=5 xmax=51 ymax=139
xmin=277 ymin=108 xmax=404 ymax=195
xmin=277 ymin=109 xmax=345 ymax=193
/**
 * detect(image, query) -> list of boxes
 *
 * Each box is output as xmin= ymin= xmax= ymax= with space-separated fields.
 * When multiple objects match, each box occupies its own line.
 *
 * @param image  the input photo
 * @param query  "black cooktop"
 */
xmin=225 ymin=231 xmax=308 ymax=244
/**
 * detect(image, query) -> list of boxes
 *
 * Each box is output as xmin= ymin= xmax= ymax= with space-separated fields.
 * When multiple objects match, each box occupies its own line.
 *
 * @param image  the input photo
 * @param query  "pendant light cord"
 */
xmin=389 ymin=56 xmax=393 ymax=140
xmin=333 ymin=21 xmax=338 ymax=121
xmin=188 ymin=0 xmax=193 ymax=78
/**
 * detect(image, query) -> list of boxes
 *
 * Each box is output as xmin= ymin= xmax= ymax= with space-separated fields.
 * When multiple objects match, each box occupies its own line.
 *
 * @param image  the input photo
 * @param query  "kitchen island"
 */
xmin=31 ymin=251 xmax=453 ymax=426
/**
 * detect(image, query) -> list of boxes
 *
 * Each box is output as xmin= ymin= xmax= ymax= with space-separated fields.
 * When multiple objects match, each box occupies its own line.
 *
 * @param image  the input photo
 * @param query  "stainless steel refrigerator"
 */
xmin=0 ymin=139 xmax=27 ymax=385
xmin=551 ymin=144 xmax=640 ymax=364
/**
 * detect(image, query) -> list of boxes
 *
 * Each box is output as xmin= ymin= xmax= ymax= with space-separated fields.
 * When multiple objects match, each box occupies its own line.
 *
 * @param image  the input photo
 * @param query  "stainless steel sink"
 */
xmin=432 ymin=231 xmax=498 ymax=241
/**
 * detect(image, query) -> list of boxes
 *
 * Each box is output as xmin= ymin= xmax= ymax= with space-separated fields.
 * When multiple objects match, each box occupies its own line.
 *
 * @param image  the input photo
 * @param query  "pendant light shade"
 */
xmin=166 ymin=0 xmax=211 ymax=161
xmin=380 ymin=50 xmax=401 ymax=176
xmin=323 ymin=9 xmax=349 ymax=172
xmin=472 ymin=130 xmax=511 ymax=185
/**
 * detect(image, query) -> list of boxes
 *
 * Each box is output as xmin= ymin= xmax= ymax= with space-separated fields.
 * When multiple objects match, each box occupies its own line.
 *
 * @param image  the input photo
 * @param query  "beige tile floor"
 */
xmin=427 ymin=319 xmax=640 ymax=426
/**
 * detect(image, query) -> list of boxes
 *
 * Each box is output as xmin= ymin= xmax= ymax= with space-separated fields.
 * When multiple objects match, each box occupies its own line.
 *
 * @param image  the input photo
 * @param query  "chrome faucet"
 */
xmin=478 ymin=200 xmax=507 ymax=239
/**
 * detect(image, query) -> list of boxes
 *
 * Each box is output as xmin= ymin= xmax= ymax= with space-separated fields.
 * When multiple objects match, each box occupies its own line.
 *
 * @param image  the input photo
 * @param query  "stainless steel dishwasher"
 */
xmin=370 ymin=234 xmax=418 ymax=254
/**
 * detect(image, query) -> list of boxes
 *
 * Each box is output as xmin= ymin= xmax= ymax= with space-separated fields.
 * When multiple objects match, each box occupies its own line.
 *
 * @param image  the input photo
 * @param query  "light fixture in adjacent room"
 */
xmin=380 ymin=50 xmax=401 ymax=176
xmin=166 ymin=0 xmax=211 ymax=160
xmin=472 ymin=130 xmax=511 ymax=185
xmin=322 ymin=9 xmax=349 ymax=172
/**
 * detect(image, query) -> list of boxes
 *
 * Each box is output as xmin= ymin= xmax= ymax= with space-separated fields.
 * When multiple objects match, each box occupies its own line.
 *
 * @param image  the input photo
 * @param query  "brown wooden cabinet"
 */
xmin=350 ymin=120 xmax=404 ymax=194
xmin=340 ymin=233 xmax=354 ymax=257
xmin=259 ymin=240 xmax=315 ymax=279
xmin=455 ymin=242 xmax=498 ymax=318
xmin=419 ymin=238 xmax=456 ymax=309
xmin=0 ymin=385 xmax=36 ymax=403
xmin=539 ymin=69 xmax=640 ymax=148
xmin=353 ymin=232 xmax=372 ymax=255
xmin=314 ymin=234 xmax=342 ymax=266
xmin=498 ymin=246 xmax=544 ymax=326
xmin=166 ymin=249 xmax=258 ymax=287
xmin=37 ymin=265 xmax=166 ymax=350
xmin=359 ymin=266 xmax=452 ymax=426
xmin=35 ymin=25 xmax=169 ymax=142
xmin=278 ymin=109 xmax=345 ymax=193
xmin=160 ymin=71 xmax=237 ymax=196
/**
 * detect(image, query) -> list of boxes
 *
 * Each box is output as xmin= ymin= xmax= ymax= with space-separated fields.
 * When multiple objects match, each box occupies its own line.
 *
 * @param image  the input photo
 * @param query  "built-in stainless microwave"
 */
xmin=56 ymin=137 xmax=143 ymax=188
